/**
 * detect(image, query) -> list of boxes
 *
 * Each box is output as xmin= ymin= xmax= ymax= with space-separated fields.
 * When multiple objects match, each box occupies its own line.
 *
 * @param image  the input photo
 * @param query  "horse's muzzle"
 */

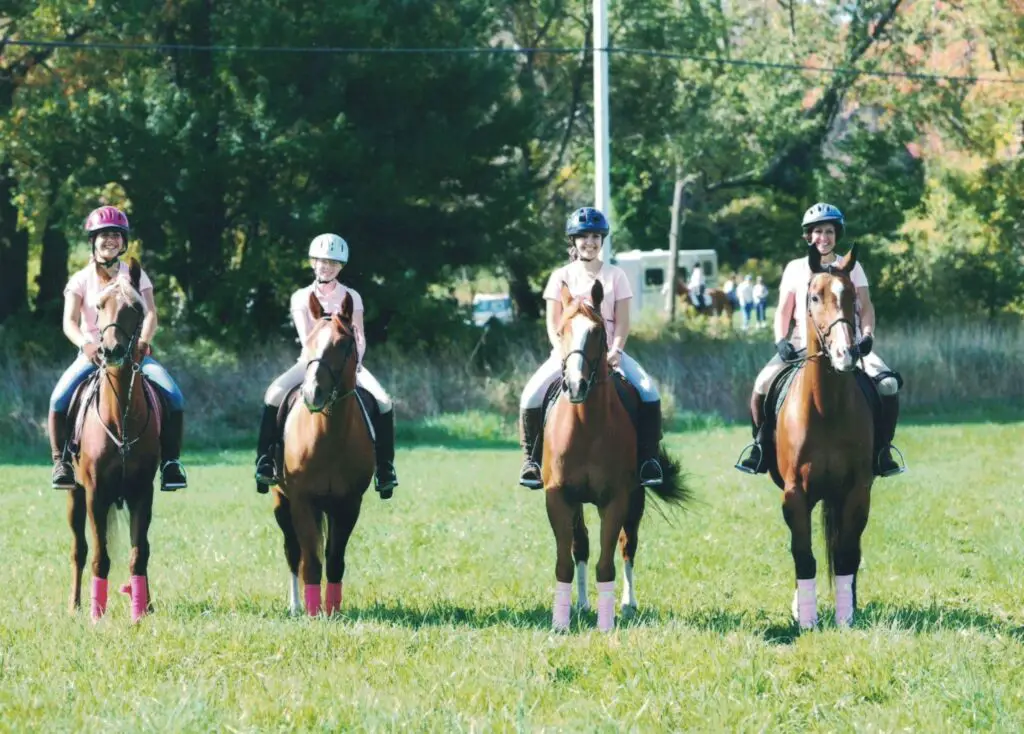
xmin=562 ymin=378 xmax=589 ymax=404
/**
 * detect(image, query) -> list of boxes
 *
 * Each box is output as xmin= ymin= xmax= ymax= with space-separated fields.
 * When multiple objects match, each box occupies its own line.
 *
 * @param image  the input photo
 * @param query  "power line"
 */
xmin=4 ymin=37 xmax=1023 ymax=85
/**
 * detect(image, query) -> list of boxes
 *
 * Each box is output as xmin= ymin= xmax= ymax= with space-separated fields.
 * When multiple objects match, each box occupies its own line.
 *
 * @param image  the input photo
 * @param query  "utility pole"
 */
xmin=667 ymin=176 xmax=684 ymax=321
xmin=593 ymin=0 xmax=611 ymax=262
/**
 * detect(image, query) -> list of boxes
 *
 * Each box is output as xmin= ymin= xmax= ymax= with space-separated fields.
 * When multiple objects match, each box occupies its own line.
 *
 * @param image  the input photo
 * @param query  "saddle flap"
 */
xmin=275 ymin=384 xmax=378 ymax=467
xmin=68 ymin=373 xmax=162 ymax=457
xmin=541 ymin=373 xmax=639 ymax=433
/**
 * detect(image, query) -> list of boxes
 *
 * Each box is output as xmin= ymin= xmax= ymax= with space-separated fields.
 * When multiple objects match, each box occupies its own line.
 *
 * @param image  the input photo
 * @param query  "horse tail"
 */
xmin=106 ymin=502 xmax=129 ymax=558
xmin=645 ymin=445 xmax=694 ymax=507
xmin=822 ymin=495 xmax=842 ymax=583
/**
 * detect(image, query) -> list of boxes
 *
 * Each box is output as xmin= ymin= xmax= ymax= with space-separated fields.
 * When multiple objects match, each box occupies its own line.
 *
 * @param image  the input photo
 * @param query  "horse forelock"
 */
xmin=560 ymin=297 xmax=602 ymax=331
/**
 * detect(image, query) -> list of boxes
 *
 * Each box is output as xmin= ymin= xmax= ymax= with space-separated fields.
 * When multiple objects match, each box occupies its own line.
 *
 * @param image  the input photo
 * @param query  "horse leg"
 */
xmin=272 ymin=491 xmax=302 ymax=615
xmin=323 ymin=497 xmax=363 ymax=616
xmin=126 ymin=486 xmax=154 ymax=623
xmin=86 ymin=496 xmax=113 ymax=622
xmin=618 ymin=487 xmax=646 ymax=619
xmin=571 ymin=507 xmax=590 ymax=612
xmin=67 ymin=487 xmax=87 ymax=615
xmin=545 ymin=489 xmax=576 ymax=631
xmin=832 ymin=484 xmax=871 ymax=627
xmin=291 ymin=499 xmax=324 ymax=617
xmin=594 ymin=495 xmax=629 ymax=632
xmin=782 ymin=484 xmax=817 ymax=630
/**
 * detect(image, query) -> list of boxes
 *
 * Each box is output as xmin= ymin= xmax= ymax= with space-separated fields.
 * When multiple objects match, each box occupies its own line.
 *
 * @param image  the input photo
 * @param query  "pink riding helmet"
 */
xmin=84 ymin=206 xmax=130 ymax=235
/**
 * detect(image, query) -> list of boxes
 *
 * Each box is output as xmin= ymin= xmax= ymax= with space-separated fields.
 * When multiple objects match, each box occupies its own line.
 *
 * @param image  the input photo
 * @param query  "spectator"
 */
xmin=753 ymin=275 xmax=769 ymax=330
xmin=723 ymin=275 xmax=738 ymax=311
xmin=737 ymin=274 xmax=754 ymax=330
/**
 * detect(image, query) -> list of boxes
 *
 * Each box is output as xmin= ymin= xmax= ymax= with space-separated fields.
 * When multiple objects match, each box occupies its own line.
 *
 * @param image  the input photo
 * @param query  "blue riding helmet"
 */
xmin=801 ymin=202 xmax=845 ymax=237
xmin=565 ymin=207 xmax=610 ymax=238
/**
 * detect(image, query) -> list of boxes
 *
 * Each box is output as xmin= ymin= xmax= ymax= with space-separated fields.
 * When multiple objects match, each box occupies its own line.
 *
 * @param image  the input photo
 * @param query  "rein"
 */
xmin=94 ymin=316 xmax=153 ymax=458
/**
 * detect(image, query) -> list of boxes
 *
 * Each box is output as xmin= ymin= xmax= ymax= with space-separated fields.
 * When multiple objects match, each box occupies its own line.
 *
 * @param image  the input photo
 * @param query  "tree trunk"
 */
xmin=35 ymin=214 xmax=70 ymax=323
xmin=0 ymin=162 xmax=29 ymax=322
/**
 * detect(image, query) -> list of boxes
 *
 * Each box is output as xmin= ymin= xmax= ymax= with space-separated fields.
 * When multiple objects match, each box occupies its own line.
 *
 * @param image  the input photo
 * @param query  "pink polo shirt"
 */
xmin=543 ymin=262 xmax=633 ymax=345
xmin=64 ymin=262 xmax=153 ymax=344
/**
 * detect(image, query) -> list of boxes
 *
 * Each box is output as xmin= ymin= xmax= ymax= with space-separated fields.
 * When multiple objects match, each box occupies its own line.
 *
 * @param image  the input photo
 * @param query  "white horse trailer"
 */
xmin=611 ymin=249 xmax=719 ymax=317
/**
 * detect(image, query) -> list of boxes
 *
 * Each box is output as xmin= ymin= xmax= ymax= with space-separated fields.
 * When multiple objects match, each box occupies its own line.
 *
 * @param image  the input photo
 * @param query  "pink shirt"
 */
xmin=543 ymin=262 xmax=633 ymax=345
xmin=64 ymin=262 xmax=154 ymax=344
xmin=779 ymin=256 xmax=869 ymax=347
xmin=290 ymin=281 xmax=366 ymax=362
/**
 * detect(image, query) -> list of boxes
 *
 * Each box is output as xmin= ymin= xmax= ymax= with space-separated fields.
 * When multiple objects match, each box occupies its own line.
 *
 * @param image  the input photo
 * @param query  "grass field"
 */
xmin=2 ymin=421 xmax=1023 ymax=731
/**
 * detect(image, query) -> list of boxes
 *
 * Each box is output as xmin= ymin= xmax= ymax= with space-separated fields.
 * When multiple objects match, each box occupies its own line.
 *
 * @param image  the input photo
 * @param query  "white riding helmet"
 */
xmin=308 ymin=233 xmax=350 ymax=264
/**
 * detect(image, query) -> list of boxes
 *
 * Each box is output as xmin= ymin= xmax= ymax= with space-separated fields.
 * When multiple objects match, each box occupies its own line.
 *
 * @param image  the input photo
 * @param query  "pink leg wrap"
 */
xmin=835 ymin=574 xmax=855 ymax=627
xmin=91 ymin=577 xmax=108 ymax=621
xmin=305 ymin=584 xmax=322 ymax=617
xmin=128 ymin=575 xmax=148 ymax=623
xmin=596 ymin=581 xmax=616 ymax=632
xmin=795 ymin=578 xmax=817 ymax=630
xmin=325 ymin=582 xmax=342 ymax=615
xmin=552 ymin=581 xmax=571 ymax=631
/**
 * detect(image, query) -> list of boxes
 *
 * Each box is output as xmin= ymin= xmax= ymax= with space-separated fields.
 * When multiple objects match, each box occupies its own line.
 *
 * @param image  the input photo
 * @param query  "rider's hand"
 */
xmin=607 ymin=348 xmax=622 ymax=369
xmin=775 ymin=339 xmax=797 ymax=362
xmin=137 ymin=341 xmax=153 ymax=359
xmin=82 ymin=342 xmax=102 ymax=366
xmin=856 ymin=334 xmax=873 ymax=357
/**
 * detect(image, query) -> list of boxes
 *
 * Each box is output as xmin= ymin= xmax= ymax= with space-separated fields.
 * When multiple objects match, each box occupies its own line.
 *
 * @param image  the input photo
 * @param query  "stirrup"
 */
xmin=375 ymin=465 xmax=398 ymax=499
xmin=876 ymin=445 xmax=906 ymax=478
xmin=51 ymin=461 xmax=75 ymax=490
xmin=255 ymin=455 xmax=279 ymax=486
xmin=519 ymin=460 xmax=543 ymax=490
xmin=734 ymin=442 xmax=764 ymax=475
xmin=160 ymin=459 xmax=188 ymax=491
xmin=639 ymin=459 xmax=663 ymax=487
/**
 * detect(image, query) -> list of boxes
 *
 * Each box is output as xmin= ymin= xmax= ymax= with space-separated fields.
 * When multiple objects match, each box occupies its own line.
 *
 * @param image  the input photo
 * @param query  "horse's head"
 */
xmin=557 ymin=281 xmax=607 ymax=404
xmin=301 ymin=291 xmax=358 ymax=413
xmin=807 ymin=244 xmax=859 ymax=372
xmin=94 ymin=258 xmax=145 ymax=369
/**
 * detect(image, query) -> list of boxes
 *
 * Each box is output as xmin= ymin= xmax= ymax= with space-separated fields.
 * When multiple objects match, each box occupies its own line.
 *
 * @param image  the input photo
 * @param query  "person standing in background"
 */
xmin=737 ymin=274 xmax=754 ymax=331
xmin=753 ymin=275 xmax=769 ymax=330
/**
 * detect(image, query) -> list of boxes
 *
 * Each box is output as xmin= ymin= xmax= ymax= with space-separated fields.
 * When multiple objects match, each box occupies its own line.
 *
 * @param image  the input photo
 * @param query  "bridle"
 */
xmin=95 ymin=301 xmax=152 ymax=461
xmin=304 ymin=317 xmax=358 ymax=414
xmin=560 ymin=312 xmax=607 ymax=402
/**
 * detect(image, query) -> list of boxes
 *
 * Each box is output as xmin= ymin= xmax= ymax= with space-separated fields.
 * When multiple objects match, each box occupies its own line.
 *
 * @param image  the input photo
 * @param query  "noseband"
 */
xmin=304 ymin=319 xmax=358 ymax=414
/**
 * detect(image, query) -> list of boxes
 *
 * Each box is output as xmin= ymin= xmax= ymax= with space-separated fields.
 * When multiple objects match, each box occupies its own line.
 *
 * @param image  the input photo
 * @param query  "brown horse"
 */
xmin=69 ymin=258 xmax=160 ymax=623
xmin=776 ymin=245 xmax=874 ymax=630
xmin=272 ymin=291 xmax=375 ymax=616
xmin=542 ymin=281 xmax=691 ymax=632
xmin=674 ymin=273 xmax=734 ymax=321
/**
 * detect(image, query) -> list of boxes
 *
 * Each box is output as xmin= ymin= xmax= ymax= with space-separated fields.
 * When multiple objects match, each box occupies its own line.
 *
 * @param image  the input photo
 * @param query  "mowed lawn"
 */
xmin=1 ymin=422 xmax=1023 ymax=731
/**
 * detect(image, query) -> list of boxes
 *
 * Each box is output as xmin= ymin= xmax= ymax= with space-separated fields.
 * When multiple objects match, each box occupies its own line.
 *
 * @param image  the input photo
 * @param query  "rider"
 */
xmin=735 ymin=202 xmax=904 ymax=477
xmin=48 ymin=206 xmax=188 ymax=491
xmin=518 ymin=206 xmax=664 ymax=489
xmin=254 ymin=233 xmax=398 ymax=500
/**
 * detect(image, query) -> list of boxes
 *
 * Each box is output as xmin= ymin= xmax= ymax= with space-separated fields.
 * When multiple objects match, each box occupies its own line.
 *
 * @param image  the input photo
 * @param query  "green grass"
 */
xmin=2 ymin=422 xmax=1023 ymax=730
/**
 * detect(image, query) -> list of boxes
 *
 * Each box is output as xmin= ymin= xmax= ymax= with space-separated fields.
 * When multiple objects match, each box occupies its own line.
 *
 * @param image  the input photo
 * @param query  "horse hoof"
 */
xmin=619 ymin=604 xmax=638 ymax=621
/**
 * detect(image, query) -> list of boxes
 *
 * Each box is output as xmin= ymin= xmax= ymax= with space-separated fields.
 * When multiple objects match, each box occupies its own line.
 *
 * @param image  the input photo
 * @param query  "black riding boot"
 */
xmin=736 ymin=391 xmax=767 ymax=474
xmin=160 ymin=410 xmax=188 ymax=491
xmin=518 ymin=407 xmax=544 ymax=489
xmin=255 ymin=403 xmax=280 ymax=493
xmin=875 ymin=393 xmax=904 ymax=477
xmin=372 ymin=410 xmax=398 ymax=499
xmin=636 ymin=401 xmax=664 ymax=487
xmin=48 ymin=409 xmax=75 ymax=489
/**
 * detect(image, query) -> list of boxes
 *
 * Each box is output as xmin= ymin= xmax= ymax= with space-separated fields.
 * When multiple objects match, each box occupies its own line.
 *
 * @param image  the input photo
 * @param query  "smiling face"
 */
xmin=806 ymin=223 xmax=837 ymax=257
xmin=311 ymin=257 xmax=344 ymax=283
xmin=572 ymin=232 xmax=602 ymax=261
xmin=93 ymin=229 xmax=125 ymax=262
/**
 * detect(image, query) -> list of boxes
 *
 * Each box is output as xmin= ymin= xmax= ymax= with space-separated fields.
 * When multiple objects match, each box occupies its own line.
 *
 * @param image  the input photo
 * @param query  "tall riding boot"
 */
xmin=518 ymin=407 xmax=544 ymax=489
xmin=255 ymin=403 xmax=280 ymax=493
xmin=48 ymin=409 xmax=75 ymax=489
xmin=372 ymin=410 xmax=398 ymax=499
xmin=736 ymin=391 xmax=768 ymax=474
xmin=636 ymin=401 xmax=664 ymax=487
xmin=875 ymin=394 xmax=904 ymax=477
xmin=159 ymin=411 xmax=188 ymax=491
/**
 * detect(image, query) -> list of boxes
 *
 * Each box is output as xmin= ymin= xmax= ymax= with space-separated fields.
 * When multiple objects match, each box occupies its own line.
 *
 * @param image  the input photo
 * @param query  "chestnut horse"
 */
xmin=674 ymin=273 xmax=734 ymax=321
xmin=69 ymin=259 xmax=160 ymax=623
xmin=272 ymin=291 xmax=375 ymax=616
xmin=542 ymin=281 xmax=691 ymax=632
xmin=776 ymin=245 xmax=874 ymax=630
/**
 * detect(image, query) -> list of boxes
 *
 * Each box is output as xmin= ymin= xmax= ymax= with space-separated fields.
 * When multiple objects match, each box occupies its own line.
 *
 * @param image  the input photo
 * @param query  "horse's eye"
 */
xmin=810 ymin=294 xmax=820 ymax=303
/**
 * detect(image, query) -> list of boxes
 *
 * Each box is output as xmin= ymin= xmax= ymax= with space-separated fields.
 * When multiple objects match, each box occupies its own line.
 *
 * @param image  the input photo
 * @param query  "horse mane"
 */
xmin=559 ymin=296 xmax=603 ymax=331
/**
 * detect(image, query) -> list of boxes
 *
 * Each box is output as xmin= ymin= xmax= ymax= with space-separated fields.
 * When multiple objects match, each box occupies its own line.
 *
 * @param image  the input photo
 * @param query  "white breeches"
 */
xmin=265 ymin=361 xmax=394 ymax=412
xmin=520 ymin=351 xmax=660 ymax=410
xmin=753 ymin=350 xmax=898 ymax=396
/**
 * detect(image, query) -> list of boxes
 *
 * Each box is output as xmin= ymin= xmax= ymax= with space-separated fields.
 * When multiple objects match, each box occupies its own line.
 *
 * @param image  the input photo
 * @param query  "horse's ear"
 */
xmin=839 ymin=243 xmax=858 ymax=274
xmin=309 ymin=292 xmax=323 ymax=320
xmin=128 ymin=257 xmax=141 ymax=290
xmin=559 ymin=283 xmax=572 ymax=308
xmin=807 ymin=244 xmax=824 ymax=274
xmin=340 ymin=292 xmax=353 ymax=322
xmin=591 ymin=280 xmax=604 ymax=312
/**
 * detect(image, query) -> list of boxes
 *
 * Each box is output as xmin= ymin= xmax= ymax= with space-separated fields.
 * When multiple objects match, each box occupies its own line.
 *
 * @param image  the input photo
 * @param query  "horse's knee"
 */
xmin=791 ymin=549 xmax=816 ymax=579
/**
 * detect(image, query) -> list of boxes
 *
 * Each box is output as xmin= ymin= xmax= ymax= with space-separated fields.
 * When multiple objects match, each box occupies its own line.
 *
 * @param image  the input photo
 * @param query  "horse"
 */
xmin=541 ymin=281 xmax=692 ymax=632
xmin=68 ymin=258 xmax=161 ymax=623
xmin=775 ymin=244 xmax=874 ymax=630
xmin=272 ymin=291 xmax=375 ymax=616
xmin=673 ymin=273 xmax=734 ymax=321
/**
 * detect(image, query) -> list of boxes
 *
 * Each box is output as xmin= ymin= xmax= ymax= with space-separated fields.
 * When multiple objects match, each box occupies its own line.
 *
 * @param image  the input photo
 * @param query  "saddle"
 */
xmin=273 ymin=384 xmax=379 ymax=466
xmin=688 ymin=290 xmax=712 ymax=309
xmin=754 ymin=363 xmax=882 ymax=477
xmin=541 ymin=372 xmax=640 ymax=432
xmin=66 ymin=372 xmax=162 ymax=458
